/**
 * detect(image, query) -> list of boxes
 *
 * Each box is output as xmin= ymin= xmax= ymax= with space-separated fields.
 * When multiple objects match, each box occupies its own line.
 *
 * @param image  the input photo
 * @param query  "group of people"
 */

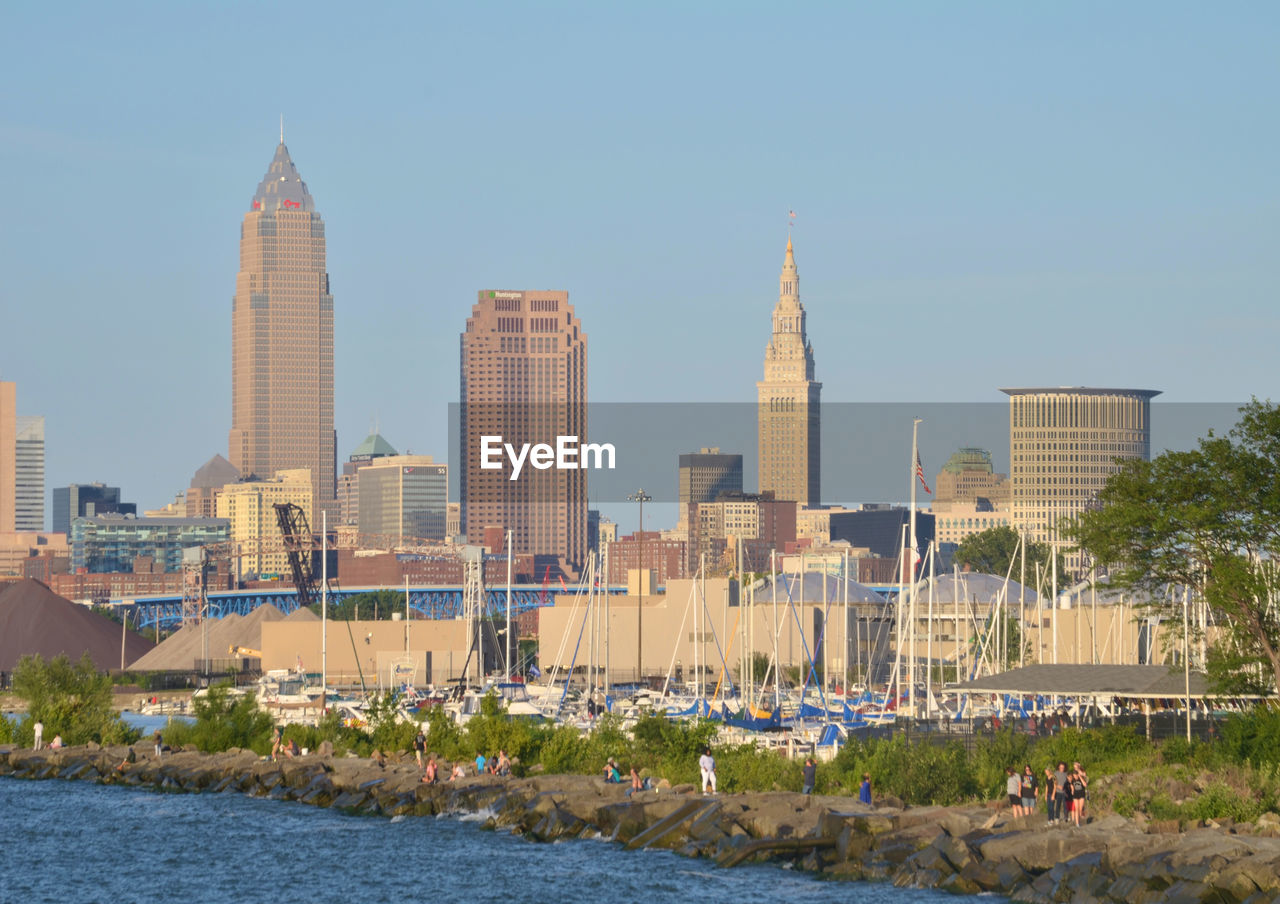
xmin=601 ymin=757 xmax=648 ymax=796
xmin=1004 ymin=761 xmax=1089 ymax=826
xmin=269 ymin=726 xmax=300 ymax=762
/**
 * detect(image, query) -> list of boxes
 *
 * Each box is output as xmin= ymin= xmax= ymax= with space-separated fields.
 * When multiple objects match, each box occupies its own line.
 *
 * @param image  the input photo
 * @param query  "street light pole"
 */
xmin=628 ymin=489 xmax=651 ymax=685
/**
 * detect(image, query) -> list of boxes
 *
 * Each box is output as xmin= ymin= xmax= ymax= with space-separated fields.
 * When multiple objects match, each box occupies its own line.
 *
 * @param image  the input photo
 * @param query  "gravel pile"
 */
xmin=0 ymin=579 xmax=154 ymax=672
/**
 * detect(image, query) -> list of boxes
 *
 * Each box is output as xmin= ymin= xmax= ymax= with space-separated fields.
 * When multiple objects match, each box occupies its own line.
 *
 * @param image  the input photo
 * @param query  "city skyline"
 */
xmin=2 ymin=4 xmax=1277 ymax=517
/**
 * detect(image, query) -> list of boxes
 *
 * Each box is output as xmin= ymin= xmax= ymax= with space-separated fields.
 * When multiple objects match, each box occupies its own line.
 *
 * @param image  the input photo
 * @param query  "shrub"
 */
xmin=1218 ymin=704 xmax=1280 ymax=768
xmin=716 ymin=744 xmax=799 ymax=792
xmin=12 ymin=653 xmax=136 ymax=746
xmin=164 ymin=685 xmax=275 ymax=753
xmin=832 ymin=736 xmax=978 ymax=805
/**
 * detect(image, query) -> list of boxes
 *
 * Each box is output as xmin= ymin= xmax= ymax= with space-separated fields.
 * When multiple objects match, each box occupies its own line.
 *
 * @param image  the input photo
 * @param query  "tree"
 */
xmin=310 ymin=589 xmax=407 ymax=621
xmin=953 ymin=526 xmax=1063 ymax=584
xmin=12 ymin=653 xmax=135 ymax=746
xmin=1067 ymin=399 xmax=1280 ymax=694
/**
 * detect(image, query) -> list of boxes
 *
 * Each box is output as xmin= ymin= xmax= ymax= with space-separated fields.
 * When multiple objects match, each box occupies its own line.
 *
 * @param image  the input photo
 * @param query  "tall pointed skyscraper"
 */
xmin=757 ymin=236 xmax=821 ymax=506
xmin=228 ymin=139 xmax=336 ymax=519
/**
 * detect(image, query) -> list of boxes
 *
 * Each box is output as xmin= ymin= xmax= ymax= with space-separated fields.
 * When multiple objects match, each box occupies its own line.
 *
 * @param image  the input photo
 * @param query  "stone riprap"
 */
xmin=4 ymin=744 xmax=1280 ymax=903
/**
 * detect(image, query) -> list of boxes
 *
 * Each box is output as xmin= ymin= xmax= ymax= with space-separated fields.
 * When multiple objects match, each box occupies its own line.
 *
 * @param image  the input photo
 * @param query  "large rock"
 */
xmin=978 ymin=828 xmax=1110 ymax=872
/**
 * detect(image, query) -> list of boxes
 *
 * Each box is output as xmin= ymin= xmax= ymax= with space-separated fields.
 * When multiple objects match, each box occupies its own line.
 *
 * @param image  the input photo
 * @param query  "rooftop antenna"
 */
xmin=280 ymin=114 xmax=284 ymax=145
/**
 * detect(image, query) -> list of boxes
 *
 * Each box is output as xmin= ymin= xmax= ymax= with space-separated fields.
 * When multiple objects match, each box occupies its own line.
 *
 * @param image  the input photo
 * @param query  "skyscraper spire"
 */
xmin=757 ymin=234 xmax=822 ymax=507
xmin=280 ymin=113 xmax=284 ymax=145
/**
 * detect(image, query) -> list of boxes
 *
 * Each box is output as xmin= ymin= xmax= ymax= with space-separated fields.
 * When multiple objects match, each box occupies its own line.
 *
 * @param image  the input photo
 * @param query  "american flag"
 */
xmin=915 ymin=452 xmax=932 ymax=495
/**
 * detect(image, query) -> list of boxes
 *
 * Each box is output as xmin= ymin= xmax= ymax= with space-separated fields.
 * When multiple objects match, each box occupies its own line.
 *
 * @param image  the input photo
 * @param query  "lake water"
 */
xmin=0 ymin=777 xmax=963 ymax=904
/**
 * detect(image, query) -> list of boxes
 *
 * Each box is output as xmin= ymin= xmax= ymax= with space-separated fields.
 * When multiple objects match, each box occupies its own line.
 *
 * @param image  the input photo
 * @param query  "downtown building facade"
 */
xmin=214 ymin=468 xmax=313 ymax=579
xmin=1003 ymin=387 xmax=1158 ymax=573
xmin=0 ymin=382 xmax=13 ymax=531
xmin=459 ymin=290 xmax=588 ymax=576
xmin=52 ymin=483 xmax=135 ymax=536
xmin=757 ymin=236 xmax=821 ymax=508
xmin=70 ymin=513 xmax=230 ymax=574
xmin=338 ymin=432 xmax=398 ymax=527
xmin=14 ymin=416 xmax=43 ymax=532
xmin=357 ymin=455 xmax=448 ymax=541
xmin=930 ymin=447 xmax=1012 ymax=547
xmin=228 ymin=141 xmax=336 ymax=521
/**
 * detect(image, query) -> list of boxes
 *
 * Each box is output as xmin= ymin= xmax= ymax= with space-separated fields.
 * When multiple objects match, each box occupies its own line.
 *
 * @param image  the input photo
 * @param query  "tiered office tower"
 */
xmin=757 ymin=236 xmax=821 ymax=507
xmin=459 ymin=290 xmax=588 ymax=575
xmin=1003 ymin=387 xmax=1159 ymax=573
xmin=228 ymin=139 xmax=336 ymax=521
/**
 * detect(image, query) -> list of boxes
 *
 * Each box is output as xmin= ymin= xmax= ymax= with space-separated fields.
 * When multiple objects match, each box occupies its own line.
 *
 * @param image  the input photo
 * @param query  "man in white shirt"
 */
xmin=33 ymin=720 xmax=43 ymax=751
xmin=699 ymin=747 xmax=716 ymax=794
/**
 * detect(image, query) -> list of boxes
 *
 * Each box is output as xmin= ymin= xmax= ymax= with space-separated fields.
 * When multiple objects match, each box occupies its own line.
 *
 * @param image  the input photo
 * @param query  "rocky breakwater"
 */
xmin=5 ymin=744 xmax=1280 ymax=903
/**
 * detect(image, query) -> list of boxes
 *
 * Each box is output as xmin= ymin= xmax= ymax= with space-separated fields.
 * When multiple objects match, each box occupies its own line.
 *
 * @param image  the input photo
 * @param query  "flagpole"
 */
xmin=908 ymin=417 xmax=921 ymax=719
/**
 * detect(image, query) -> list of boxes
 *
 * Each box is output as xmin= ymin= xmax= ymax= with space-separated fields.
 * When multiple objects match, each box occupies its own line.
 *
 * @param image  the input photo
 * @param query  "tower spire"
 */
xmin=279 ymin=114 xmax=284 ymax=145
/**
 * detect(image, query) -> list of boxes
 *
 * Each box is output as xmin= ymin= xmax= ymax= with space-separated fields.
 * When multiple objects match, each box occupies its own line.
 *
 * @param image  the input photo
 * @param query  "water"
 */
xmin=0 ymin=778 xmax=961 ymax=904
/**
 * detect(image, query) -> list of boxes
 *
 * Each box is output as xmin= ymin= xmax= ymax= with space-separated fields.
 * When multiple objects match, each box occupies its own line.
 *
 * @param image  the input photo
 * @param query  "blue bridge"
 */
xmin=121 ymin=584 xmax=630 ymax=630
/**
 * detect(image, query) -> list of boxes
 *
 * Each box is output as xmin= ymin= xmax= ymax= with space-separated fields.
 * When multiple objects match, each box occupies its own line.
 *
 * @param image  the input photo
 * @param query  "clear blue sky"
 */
xmin=2 ymin=1 xmax=1276 ymax=520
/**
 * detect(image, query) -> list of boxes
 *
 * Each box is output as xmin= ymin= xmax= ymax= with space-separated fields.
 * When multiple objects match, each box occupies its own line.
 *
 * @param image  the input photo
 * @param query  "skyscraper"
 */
xmin=0 ymin=382 xmax=14 ymax=532
xmin=228 ymin=138 xmax=336 ymax=520
xmin=52 ymin=483 xmax=136 ymax=536
xmin=676 ymin=447 xmax=743 ymax=532
xmin=357 ymin=455 xmax=448 ymax=541
xmin=1003 ymin=387 xmax=1159 ymax=573
xmin=757 ymin=236 xmax=821 ymax=506
xmin=460 ymin=290 xmax=588 ymax=575
xmin=14 ymin=416 xmax=44 ymax=531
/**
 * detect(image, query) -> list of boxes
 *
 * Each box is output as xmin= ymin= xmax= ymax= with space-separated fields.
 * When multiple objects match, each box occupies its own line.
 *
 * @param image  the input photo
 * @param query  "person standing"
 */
xmin=32 ymin=719 xmax=43 ymax=751
xmin=1021 ymin=765 xmax=1037 ymax=819
xmin=1005 ymin=767 xmax=1023 ymax=817
xmin=1069 ymin=767 xmax=1087 ymax=826
xmin=1052 ymin=762 xmax=1068 ymax=826
xmin=859 ymin=773 xmax=872 ymax=805
xmin=154 ymin=730 xmax=164 ymax=758
xmin=698 ymin=747 xmax=717 ymax=794
xmin=1044 ymin=766 xmax=1058 ymax=824
xmin=801 ymin=757 xmax=817 ymax=795
xmin=1072 ymin=762 xmax=1089 ymax=822
xmin=413 ymin=728 xmax=426 ymax=769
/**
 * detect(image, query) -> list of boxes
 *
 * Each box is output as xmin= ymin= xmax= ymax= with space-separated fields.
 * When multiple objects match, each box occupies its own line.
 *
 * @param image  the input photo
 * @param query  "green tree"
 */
xmin=311 ymin=589 xmax=407 ymax=621
xmin=12 ymin=653 xmax=136 ymax=746
xmin=953 ymin=525 xmax=1063 ymax=582
xmin=1067 ymin=399 xmax=1280 ymax=694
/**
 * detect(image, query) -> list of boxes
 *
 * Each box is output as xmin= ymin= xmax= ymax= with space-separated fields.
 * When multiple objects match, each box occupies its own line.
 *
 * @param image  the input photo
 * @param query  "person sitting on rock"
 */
xmin=49 ymin=734 xmax=64 ymax=750
xmin=604 ymin=758 xmax=622 ymax=783
xmin=495 ymin=749 xmax=511 ymax=776
xmin=423 ymin=756 xmax=438 ymax=784
xmin=449 ymin=761 xmax=466 ymax=781
xmin=116 ymin=747 xmax=137 ymax=773
xmin=627 ymin=766 xmax=644 ymax=797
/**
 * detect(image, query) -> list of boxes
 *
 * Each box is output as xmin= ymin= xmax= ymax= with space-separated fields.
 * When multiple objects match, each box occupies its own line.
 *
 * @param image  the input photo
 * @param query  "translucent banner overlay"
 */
xmin=448 ymin=402 xmax=1244 ymax=506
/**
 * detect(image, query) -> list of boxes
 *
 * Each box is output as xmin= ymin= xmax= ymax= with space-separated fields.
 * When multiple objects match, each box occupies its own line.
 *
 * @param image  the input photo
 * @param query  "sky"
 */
xmin=2 ymin=2 xmax=1277 ymax=525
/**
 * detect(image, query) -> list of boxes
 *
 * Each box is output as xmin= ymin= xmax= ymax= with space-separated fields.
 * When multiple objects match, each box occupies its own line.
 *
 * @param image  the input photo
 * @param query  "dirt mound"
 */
xmin=0 ymin=579 xmax=154 ymax=672
xmin=129 ymin=604 xmax=289 ymax=671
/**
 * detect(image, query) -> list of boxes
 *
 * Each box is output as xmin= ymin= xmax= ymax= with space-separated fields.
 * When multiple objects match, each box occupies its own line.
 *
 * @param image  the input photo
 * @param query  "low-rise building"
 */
xmin=70 ymin=514 xmax=229 ymax=574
